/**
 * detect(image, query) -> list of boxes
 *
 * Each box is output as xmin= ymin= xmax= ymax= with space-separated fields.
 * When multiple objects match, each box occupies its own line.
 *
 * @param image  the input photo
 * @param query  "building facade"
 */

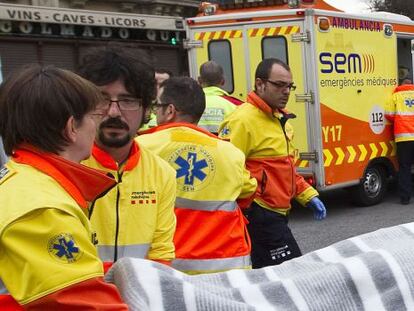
xmin=0 ymin=0 xmax=199 ymax=77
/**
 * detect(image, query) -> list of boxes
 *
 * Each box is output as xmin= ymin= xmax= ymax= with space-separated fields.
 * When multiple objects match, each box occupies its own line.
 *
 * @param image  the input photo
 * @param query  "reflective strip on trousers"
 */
xmin=98 ymin=244 xmax=150 ymax=261
xmin=175 ymin=197 xmax=237 ymax=212
xmin=172 ymin=254 xmax=251 ymax=272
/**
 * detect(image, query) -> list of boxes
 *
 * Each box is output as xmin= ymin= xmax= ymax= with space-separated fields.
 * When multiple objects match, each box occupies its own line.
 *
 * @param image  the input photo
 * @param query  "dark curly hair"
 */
xmin=78 ymin=44 xmax=155 ymax=110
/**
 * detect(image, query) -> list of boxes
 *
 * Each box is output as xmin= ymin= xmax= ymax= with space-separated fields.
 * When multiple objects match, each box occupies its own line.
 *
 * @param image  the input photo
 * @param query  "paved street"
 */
xmin=289 ymin=182 xmax=414 ymax=254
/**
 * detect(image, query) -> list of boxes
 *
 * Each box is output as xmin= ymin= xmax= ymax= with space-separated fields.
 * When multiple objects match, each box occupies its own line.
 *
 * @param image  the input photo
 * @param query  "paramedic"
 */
xmin=0 ymin=64 xmax=127 ymax=309
xmin=142 ymin=68 xmax=173 ymax=130
xmin=137 ymin=77 xmax=257 ymax=274
xmin=385 ymin=79 xmax=414 ymax=205
xmin=219 ymin=58 xmax=326 ymax=268
xmin=198 ymin=61 xmax=243 ymax=134
xmin=79 ymin=45 xmax=177 ymax=271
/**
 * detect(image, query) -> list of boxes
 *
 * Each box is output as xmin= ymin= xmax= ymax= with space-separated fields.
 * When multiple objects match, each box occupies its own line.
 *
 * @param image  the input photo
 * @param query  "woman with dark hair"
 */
xmin=0 ymin=65 xmax=127 ymax=310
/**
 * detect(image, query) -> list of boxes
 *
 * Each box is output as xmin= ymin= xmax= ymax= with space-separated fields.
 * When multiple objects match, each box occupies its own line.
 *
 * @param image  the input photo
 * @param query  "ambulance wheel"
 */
xmin=351 ymin=166 xmax=387 ymax=206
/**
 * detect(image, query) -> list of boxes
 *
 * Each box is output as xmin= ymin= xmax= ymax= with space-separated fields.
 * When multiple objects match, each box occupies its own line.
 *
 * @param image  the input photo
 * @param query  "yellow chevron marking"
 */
xmin=346 ymin=146 xmax=356 ymax=163
xmin=279 ymin=27 xmax=287 ymax=35
xmin=379 ymin=142 xmax=388 ymax=157
xmin=248 ymin=29 xmax=255 ymax=36
xmin=291 ymin=25 xmax=300 ymax=33
xmin=358 ymin=144 xmax=367 ymax=161
xmin=257 ymin=28 xmax=265 ymax=36
xmin=223 ymin=30 xmax=230 ymax=38
xmin=213 ymin=32 xmax=221 ymax=40
xmin=235 ymin=30 xmax=242 ymax=38
xmin=369 ymin=143 xmax=378 ymax=159
xmin=299 ymin=160 xmax=309 ymax=168
xmin=335 ymin=147 xmax=345 ymax=165
xmin=390 ymin=141 xmax=396 ymax=156
xmin=323 ymin=149 xmax=333 ymax=167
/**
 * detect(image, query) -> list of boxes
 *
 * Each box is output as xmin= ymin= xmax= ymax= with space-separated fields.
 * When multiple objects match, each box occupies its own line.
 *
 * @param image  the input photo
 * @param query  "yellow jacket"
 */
xmin=198 ymin=86 xmax=240 ymax=133
xmin=0 ymin=145 xmax=126 ymax=309
xmin=137 ymin=123 xmax=257 ymax=274
xmin=219 ymin=91 xmax=318 ymax=215
xmin=385 ymin=84 xmax=414 ymax=142
xmin=82 ymin=142 xmax=176 ymax=267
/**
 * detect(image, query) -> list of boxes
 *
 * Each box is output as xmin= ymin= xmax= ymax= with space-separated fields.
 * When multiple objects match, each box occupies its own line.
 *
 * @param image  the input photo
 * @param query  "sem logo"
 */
xmin=48 ymin=233 xmax=83 ymax=263
xmin=168 ymin=145 xmax=215 ymax=192
xmin=320 ymin=52 xmax=376 ymax=74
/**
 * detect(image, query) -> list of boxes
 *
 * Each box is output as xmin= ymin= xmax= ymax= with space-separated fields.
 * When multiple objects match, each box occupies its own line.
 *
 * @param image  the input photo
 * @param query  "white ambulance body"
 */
xmin=185 ymin=0 xmax=414 ymax=205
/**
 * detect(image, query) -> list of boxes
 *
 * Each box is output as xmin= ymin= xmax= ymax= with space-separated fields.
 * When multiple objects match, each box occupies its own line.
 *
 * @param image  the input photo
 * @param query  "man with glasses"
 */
xmin=79 ymin=45 xmax=177 ymax=271
xmin=219 ymin=58 xmax=326 ymax=268
xmin=138 ymin=77 xmax=257 ymax=274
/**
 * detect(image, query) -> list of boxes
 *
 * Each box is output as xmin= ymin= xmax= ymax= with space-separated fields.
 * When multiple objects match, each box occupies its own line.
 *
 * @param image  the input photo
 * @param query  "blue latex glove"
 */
xmin=306 ymin=197 xmax=326 ymax=220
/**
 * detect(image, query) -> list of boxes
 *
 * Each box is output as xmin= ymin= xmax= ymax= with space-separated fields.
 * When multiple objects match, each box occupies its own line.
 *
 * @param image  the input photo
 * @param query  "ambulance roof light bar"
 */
xmin=289 ymin=0 xmax=315 ymax=8
xmin=199 ymin=0 xmax=316 ymax=14
xmin=200 ymin=0 xmax=288 ymax=14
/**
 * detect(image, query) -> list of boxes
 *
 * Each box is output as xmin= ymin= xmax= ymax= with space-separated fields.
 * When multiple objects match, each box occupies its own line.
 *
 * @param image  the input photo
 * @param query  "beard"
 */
xmin=98 ymin=117 xmax=131 ymax=148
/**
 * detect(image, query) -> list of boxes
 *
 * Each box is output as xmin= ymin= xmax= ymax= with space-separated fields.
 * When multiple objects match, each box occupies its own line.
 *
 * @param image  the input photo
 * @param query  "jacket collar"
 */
xmin=247 ymin=91 xmax=296 ymax=119
xmin=202 ymin=86 xmax=229 ymax=96
xmin=139 ymin=122 xmax=218 ymax=138
xmin=12 ymin=144 xmax=116 ymax=209
xmin=393 ymin=84 xmax=414 ymax=94
xmin=91 ymin=141 xmax=141 ymax=172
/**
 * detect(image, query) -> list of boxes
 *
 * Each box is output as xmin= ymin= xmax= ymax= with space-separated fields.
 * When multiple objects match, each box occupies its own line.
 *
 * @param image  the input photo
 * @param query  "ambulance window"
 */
xmin=208 ymin=40 xmax=234 ymax=93
xmin=262 ymin=36 xmax=288 ymax=64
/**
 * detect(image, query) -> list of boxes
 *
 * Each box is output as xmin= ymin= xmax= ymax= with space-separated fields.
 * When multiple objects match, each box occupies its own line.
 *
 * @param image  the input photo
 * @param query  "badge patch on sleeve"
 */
xmin=48 ymin=233 xmax=83 ymax=263
xmin=219 ymin=125 xmax=231 ymax=137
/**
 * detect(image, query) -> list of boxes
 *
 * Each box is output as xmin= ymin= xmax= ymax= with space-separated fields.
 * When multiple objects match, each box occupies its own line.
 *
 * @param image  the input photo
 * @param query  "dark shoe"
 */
xmin=401 ymin=198 xmax=410 ymax=205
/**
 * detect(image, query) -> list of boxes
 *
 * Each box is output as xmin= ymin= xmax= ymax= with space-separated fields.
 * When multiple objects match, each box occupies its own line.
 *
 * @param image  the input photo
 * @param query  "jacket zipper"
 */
xmin=114 ymin=171 xmax=123 ymax=262
xmin=88 ymin=172 xmax=116 ymax=220
xmin=279 ymin=116 xmax=295 ymax=197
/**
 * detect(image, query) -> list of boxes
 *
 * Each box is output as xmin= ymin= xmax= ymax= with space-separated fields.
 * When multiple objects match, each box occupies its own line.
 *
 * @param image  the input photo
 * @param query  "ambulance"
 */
xmin=184 ymin=0 xmax=414 ymax=205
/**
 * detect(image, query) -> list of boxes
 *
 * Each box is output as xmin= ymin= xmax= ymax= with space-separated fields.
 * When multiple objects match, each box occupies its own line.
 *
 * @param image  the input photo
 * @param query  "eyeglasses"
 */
xmin=151 ymin=101 xmax=170 ymax=112
xmin=264 ymin=79 xmax=296 ymax=91
xmin=97 ymin=96 xmax=142 ymax=112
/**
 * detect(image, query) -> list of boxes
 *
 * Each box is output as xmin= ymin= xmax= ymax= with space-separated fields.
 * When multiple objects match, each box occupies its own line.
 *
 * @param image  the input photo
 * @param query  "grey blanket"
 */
xmin=106 ymin=222 xmax=414 ymax=310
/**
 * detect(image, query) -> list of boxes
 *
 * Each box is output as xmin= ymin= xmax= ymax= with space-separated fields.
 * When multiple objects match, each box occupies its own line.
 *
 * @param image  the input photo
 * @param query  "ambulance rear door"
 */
xmin=186 ymin=16 xmax=315 ymax=178
xmin=186 ymin=23 xmax=248 ymax=101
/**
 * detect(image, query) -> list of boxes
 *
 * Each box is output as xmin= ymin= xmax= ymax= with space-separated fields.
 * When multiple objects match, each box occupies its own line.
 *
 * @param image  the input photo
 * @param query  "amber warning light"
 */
xmin=318 ymin=17 xmax=330 ymax=31
xmin=200 ymin=2 xmax=218 ymax=16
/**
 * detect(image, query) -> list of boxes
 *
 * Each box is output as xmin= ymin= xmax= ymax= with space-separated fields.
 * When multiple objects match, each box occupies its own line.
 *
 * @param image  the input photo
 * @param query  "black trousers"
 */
xmin=244 ymin=202 xmax=302 ymax=269
xmin=396 ymin=141 xmax=414 ymax=200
